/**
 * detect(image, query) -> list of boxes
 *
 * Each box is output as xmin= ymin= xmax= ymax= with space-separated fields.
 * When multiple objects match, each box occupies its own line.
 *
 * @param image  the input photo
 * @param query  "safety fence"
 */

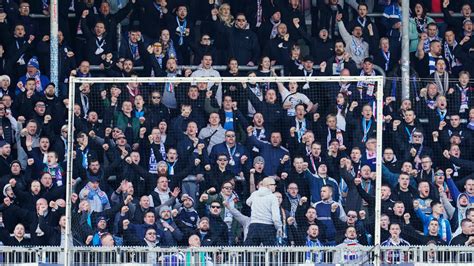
xmin=1 ymin=246 xmax=473 ymax=265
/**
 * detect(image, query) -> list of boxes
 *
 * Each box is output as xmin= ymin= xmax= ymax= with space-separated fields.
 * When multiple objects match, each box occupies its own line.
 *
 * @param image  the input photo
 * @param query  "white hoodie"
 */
xmin=246 ymin=187 xmax=282 ymax=230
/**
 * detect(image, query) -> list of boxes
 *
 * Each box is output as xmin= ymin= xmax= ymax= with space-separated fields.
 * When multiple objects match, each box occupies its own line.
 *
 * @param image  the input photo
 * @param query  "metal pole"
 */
xmin=64 ymin=77 xmax=76 ymax=265
xmin=401 ymin=0 xmax=410 ymax=99
xmin=374 ymin=76 xmax=384 ymax=266
xmin=50 ymin=0 xmax=59 ymax=94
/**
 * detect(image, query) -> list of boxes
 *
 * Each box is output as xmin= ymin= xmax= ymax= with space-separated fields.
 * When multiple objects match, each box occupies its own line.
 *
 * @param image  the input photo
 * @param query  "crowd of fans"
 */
xmin=0 ymin=0 xmax=474 ymax=263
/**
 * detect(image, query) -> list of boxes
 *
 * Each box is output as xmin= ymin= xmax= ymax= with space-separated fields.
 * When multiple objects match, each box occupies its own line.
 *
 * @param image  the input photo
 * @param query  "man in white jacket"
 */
xmin=244 ymin=177 xmax=282 ymax=246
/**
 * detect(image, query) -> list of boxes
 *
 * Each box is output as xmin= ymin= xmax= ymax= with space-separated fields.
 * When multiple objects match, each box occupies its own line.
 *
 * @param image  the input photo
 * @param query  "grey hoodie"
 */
xmin=246 ymin=187 xmax=282 ymax=230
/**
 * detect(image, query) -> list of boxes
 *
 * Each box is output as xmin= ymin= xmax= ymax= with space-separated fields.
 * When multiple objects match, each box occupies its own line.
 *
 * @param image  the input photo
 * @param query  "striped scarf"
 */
xmin=305 ymin=237 xmax=323 ymax=263
xmin=428 ymin=53 xmax=441 ymax=75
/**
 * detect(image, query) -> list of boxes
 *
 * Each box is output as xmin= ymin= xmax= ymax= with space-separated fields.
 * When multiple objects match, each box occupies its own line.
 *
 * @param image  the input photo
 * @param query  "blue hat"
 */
xmin=96 ymin=216 xmax=108 ymax=224
xmin=89 ymin=175 xmax=100 ymax=183
xmin=0 ymin=140 xmax=8 ymax=148
xmin=27 ymin=56 xmax=40 ymax=69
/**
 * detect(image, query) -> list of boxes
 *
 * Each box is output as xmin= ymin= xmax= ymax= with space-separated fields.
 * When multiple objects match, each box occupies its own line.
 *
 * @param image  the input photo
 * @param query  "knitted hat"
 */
xmin=181 ymin=193 xmax=194 ymax=204
xmin=253 ymin=156 xmax=265 ymax=165
xmin=3 ymin=184 xmax=12 ymax=197
xmin=27 ymin=56 xmax=40 ymax=69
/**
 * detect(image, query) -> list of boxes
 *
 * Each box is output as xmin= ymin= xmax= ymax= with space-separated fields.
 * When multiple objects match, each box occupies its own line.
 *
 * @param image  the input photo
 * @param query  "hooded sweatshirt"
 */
xmin=246 ymin=187 xmax=282 ymax=230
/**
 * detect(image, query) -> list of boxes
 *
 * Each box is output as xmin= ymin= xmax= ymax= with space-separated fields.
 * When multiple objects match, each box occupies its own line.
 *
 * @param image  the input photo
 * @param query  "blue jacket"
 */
xmin=210 ymin=143 xmax=250 ymax=175
xmin=246 ymin=135 xmax=290 ymax=176
xmin=314 ymin=200 xmax=343 ymax=242
xmin=16 ymin=74 xmax=50 ymax=95
xmin=415 ymin=208 xmax=452 ymax=243
xmin=305 ymin=170 xmax=339 ymax=204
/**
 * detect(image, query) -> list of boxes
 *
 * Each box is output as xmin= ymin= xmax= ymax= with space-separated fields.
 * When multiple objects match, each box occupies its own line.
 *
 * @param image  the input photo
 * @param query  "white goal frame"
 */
xmin=66 ymin=75 xmax=385 ymax=264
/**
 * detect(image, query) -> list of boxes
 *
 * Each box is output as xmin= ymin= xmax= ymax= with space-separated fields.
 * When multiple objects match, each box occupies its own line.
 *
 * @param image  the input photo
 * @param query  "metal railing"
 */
xmin=1 ymin=246 xmax=473 ymax=265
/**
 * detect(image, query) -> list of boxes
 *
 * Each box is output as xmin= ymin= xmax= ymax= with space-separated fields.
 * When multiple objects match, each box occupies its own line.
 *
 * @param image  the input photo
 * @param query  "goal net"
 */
xmin=64 ymin=74 xmax=385 ymax=264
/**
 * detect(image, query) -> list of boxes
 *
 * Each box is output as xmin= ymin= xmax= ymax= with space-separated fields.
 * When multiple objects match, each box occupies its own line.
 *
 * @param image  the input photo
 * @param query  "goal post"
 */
xmin=65 ymin=75 xmax=384 ymax=263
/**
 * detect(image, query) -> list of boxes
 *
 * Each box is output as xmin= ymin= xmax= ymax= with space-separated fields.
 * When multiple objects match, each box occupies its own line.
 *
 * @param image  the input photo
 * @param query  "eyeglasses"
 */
xmin=225 ymin=135 xmax=235 ymax=137
xmin=210 ymin=206 xmax=221 ymax=209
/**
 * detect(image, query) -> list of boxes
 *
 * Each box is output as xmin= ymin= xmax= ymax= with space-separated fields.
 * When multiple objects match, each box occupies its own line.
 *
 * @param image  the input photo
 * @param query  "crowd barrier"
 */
xmin=1 ymin=246 xmax=473 ymax=265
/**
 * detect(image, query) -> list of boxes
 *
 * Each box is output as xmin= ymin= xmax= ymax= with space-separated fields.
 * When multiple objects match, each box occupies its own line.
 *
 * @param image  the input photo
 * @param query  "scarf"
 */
xmin=444 ymin=41 xmax=460 ymax=70
xmin=434 ymin=72 xmax=449 ymax=96
xmin=285 ymin=192 xmax=301 ymax=217
xmin=26 ymin=71 xmax=43 ymax=93
xmin=129 ymin=40 xmax=140 ymax=60
xmin=468 ymin=121 xmax=474 ymax=130
xmin=152 ymin=1 xmax=163 ymax=17
xmin=256 ymin=0 xmax=263 ymax=27
xmin=305 ymin=237 xmax=323 ymax=262
xmin=456 ymin=83 xmax=470 ymax=113
xmin=351 ymin=37 xmax=364 ymax=57
xmin=85 ymin=183 xmax=109 ymax=206
xmin=270 ymin=19 xmax=281 ymax=39
xmin=428 ymin=53 xmax=440 ymax=75
xmin=176 ymin=16 xmax=187 ymax=46
xmin=357 ymin=70 xmax=376 ymax=96
xmin=414 ymin=17 xmax=427 ymax=33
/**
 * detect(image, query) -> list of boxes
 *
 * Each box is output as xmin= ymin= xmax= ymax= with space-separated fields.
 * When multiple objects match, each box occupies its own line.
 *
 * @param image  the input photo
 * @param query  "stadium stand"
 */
xmin=0 ymin=0 xmax=474 ymax=264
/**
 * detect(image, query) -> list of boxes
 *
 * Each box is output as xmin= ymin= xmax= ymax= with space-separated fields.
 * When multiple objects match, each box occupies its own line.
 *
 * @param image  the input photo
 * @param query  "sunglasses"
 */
xmin=152 ymin=96 xmax=161 ymax=99
xmin=210 ymin=206 xmax=221 ymax=209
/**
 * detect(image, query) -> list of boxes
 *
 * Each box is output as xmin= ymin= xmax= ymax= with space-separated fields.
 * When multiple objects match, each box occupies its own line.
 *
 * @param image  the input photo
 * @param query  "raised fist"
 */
xmin=331 ymin=202 xmax=339 ymax=212
xmin=247 ymin=126 xmax=254 ymax=135
xmin=200 ymin=193 xmax=209 ymax=202
xmin=392 ymin=120 xmax=401 ymax=129
xmin=413 ymin=200 xmax=420 ymax=209
xmin=194 ymin=158 xmax=201 ymax=166
xmin=445 ymin=168 xmax=453 ymax=177
xmin=123 ymin=219 xmax=130 ymax=229
xmin=354 ymin=177 xmax=362 ymax=186
xmin=350 ymin=101 xmax=358 ymax=111
xmin=403 ymin=213 xmax=411 ymax=223
xmin=299 ymin=196 xmax=307 ymax=205
xmin=439 ymin=121 xmax=447 ymax=130
xmin=289 ymin=127 xmax=296 ymax=137
xmin=281 ymin=172 xmax=288 ymax=179
xmin=313 ymin=113 xmax=320 ymax=122
xmin=443 ymin=150 xmax=450 ymax=159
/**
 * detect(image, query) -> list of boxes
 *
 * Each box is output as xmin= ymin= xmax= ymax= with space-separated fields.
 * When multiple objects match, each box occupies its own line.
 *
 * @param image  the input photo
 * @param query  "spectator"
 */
xmin=245 ymin=177 xmax=282 ymax=246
